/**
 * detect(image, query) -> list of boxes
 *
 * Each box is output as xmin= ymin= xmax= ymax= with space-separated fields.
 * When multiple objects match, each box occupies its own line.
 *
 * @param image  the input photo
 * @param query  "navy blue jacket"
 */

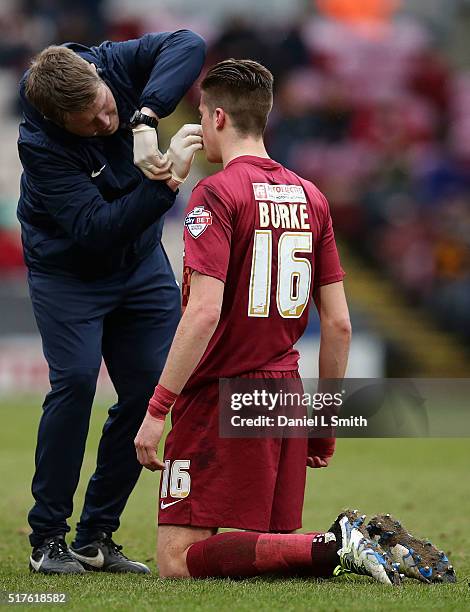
xmin=17 ymin=30 xmax=205 ymax=279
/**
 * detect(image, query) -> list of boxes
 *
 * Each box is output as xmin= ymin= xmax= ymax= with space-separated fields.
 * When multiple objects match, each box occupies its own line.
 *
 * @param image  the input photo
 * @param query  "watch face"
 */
xmin=130 ymin=111 xmax=141 ymax=126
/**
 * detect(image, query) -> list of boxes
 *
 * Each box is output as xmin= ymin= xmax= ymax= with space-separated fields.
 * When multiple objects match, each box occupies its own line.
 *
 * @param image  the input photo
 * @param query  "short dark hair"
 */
xmin=201 ymin=59 xmax=273 ymax=137
xmin=25 ymin=45 xmax=101 ymax=126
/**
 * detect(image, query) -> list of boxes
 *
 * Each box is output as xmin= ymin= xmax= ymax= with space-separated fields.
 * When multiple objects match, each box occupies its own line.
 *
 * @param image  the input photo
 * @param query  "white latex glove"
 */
xmin=166 ymin=124 xmax=203 ymax=184
xmin=133 ymin=125 xmax=172 ymax=180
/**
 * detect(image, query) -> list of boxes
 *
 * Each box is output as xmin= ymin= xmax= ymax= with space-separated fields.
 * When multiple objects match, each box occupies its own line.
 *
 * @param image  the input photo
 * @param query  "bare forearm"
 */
xmin=318 ymin=324 xmax=351 ymax=378
xmin=140 ymin=106 xmax=159 ymax=120
xmin=159 ymin=307 xmax=219 ymax=394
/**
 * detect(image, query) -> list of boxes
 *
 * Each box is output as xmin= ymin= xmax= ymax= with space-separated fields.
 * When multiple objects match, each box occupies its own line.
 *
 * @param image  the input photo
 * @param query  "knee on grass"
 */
xmin=158 ymin=554 xmax=190 ymax=578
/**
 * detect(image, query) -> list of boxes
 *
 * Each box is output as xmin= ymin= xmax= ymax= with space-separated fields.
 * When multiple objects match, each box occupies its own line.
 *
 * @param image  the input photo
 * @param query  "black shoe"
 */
xmin=70 ymin=533 xmax=150 ymax=574
xmin=29 ymin=535 xmax=85 ymax=574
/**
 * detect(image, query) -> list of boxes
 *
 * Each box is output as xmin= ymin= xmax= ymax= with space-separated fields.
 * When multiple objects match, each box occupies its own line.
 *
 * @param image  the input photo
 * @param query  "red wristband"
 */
xmin=147 ymin=384 xmax=178 ymax=421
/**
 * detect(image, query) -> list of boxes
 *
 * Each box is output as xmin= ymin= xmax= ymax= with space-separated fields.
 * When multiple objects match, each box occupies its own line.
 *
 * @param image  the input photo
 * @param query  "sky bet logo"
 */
xmin=184 ymin=206 xmax=213 ymax=238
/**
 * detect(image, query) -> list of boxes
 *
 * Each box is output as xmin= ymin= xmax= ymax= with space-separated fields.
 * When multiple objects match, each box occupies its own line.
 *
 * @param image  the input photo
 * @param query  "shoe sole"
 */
xmin=29 ymin=562 xmax=85 ymax=575
xmin=366 ymin=513 xmax=456 ymax=583
xmin=73 ymin=559 xmax=150 ymax=574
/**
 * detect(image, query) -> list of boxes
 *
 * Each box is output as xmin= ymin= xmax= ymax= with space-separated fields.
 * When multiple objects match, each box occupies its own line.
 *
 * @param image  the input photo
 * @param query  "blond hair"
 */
xmin=25 ymin=46 xmax=101 ymax=126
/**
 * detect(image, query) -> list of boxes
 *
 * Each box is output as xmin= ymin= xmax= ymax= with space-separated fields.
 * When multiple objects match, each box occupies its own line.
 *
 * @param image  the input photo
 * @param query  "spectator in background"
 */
xmin=0 ymin=0 xmax=106 ymax=70
xmin=195 ymin=8 xmax=470 ymax=344
xmin=22 ymin=0 xmax=106 ymax=47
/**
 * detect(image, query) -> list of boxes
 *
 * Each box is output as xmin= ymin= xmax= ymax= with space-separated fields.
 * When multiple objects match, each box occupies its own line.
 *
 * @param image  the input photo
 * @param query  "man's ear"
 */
xmin=89 ymin=62 xmax=103 ymax=77
xmin=214 ymin=107 xmax=226 ymax=130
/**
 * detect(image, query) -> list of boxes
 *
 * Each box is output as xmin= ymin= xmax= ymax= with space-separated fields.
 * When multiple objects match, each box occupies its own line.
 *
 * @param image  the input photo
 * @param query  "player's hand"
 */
xmin=307 ymin=456 xmax=330 ymax=468
xmin=166 ymin=124 xmax=203 ymax=184
xmin=133 ymin=125 xmax=172 ymax=180
xmin=307 ymin=437 xmax=336 ymax=468
xmin=134 ymin=413 xmax=166 ymax=471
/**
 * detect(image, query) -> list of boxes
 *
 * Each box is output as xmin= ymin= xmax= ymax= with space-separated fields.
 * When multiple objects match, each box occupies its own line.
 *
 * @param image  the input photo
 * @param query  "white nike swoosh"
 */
xmin=91 ymin=164 xmax=106 ymax=178
xmin=30 ymin=553 xmax=44 ymax=571
xmin=160 ymin=498 xmax=185 ymax=510
xmin=70 ymin=548 xmax=105 ymax=568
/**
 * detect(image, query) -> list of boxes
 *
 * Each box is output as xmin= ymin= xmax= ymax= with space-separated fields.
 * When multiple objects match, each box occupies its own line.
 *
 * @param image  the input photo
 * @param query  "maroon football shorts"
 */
xmin=158 ymin=370 xmax=308 ymax=532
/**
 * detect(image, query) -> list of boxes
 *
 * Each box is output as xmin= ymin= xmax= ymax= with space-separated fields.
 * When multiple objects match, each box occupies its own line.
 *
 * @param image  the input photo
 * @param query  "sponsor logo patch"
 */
xmin=252 ymin=183 xmax=307 ymax=203
xmin=184 ymin=206 xmax=213 ymax=238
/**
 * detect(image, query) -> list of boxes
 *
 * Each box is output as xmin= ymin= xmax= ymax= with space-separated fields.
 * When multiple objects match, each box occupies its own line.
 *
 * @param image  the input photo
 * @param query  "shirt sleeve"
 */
xmin=313 ymin=194 xmax=345 ymax=291
xmin=18 ymin=142 xmax=176 ymax=252
xmin=99 ymin=31 xmax=206 ymax=118
xmin=183 ymin=184 xmax=233 ymax=283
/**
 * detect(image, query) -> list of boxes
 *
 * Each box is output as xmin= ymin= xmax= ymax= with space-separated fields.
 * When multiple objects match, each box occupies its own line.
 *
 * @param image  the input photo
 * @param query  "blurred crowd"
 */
xmin=249 ymin=15 xmax=470 ymax=342
xmin=0 ymin=0 xmax=469 ymax=342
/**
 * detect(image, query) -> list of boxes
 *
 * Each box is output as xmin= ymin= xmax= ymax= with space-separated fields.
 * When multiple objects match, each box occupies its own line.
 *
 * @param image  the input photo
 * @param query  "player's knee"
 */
xmin=157 ymin=553 xmax=190 ymax=579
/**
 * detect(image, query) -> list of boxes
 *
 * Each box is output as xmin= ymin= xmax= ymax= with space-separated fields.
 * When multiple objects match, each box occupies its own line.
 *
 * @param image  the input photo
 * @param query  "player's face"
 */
xmin=63 ymin=82 xmax=119 ymax=138
xmin=199 ymin=97 xmax=222 ymax=163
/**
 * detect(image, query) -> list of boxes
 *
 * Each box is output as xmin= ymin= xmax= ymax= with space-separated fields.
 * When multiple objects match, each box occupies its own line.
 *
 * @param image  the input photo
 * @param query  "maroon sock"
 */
xmin=186 ymin=531 xmax=337 ymax=578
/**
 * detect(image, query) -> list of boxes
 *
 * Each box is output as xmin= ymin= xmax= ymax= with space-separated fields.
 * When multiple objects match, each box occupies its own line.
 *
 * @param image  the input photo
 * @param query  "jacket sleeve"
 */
xmin=20 ymin=144 xmax=176 ymax=252
xmin=103 ymin=30 xmax=206 ymax=118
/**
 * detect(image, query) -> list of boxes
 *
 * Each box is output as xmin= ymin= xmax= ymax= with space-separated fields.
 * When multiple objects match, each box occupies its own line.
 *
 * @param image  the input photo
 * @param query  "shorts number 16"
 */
xmin=160 ymin=459 xmax=191 ymax=499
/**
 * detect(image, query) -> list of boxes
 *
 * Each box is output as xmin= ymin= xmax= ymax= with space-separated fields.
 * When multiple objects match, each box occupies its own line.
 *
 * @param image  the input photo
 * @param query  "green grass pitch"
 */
xmin=1 ymin=398 xmax=469 ymax=611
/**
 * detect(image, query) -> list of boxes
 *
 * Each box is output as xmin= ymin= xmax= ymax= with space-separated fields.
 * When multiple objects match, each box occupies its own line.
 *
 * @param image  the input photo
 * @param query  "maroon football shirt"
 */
xmin=181 ymin=155 xmax=344 ymax=388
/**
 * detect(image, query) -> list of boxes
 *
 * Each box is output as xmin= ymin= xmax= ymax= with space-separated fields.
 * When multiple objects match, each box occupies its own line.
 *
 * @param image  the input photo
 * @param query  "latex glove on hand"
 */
xmin=133 ymin=125 xmax=172 ymax=180
xmin=166 ymin=124 xmax=203 ymax=184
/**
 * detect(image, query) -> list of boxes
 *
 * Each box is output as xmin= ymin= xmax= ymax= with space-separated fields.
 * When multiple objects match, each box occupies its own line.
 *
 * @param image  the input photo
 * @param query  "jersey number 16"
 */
xmin=248 ymin=230 xmax=313 ymax=319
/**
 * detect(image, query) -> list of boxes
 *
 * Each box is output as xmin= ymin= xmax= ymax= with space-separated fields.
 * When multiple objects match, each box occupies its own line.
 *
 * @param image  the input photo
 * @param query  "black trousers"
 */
xmin=27 ymin=245 xmax=180 ymax=547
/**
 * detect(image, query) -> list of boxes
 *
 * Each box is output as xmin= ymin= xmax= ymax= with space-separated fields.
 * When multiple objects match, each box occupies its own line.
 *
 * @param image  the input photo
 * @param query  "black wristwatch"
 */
xmin=129 ymin=110 xmax=159 ymax=130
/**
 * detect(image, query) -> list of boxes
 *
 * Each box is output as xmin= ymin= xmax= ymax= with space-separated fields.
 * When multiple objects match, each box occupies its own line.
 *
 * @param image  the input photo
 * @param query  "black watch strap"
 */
xmin=129 ymin=110 xmax=159 ymax=130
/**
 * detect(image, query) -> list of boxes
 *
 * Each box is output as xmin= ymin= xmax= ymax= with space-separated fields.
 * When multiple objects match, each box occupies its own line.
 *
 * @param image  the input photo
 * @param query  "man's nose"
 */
xmin=96 ymin=113 xmax=111 ymax=130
